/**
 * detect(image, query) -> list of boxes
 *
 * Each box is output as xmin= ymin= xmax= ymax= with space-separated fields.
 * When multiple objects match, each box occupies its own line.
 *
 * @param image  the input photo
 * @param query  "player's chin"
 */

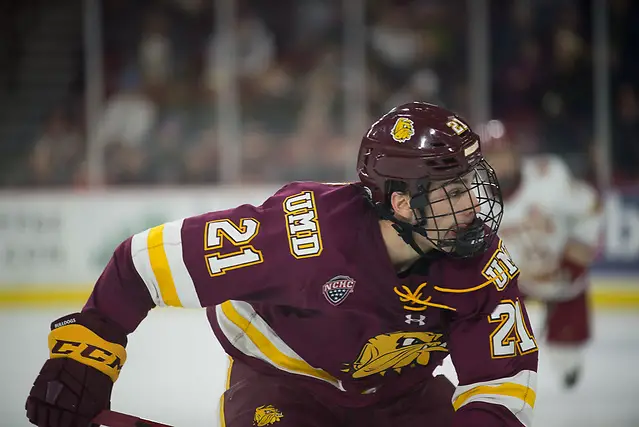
xmin=442 ymin=228 xmax=458 ymax=242
xmin=438 ymin=245 xmax=455 ymax=254
xmin=435 ymin=229 xmax=461 ymax=253
xmin=430 ymin=233 xmax=454 ymax=253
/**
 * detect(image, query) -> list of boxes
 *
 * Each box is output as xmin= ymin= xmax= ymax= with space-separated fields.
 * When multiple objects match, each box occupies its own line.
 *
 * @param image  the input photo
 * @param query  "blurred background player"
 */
xmin=481 ymin=119 xmax=603 ymax=389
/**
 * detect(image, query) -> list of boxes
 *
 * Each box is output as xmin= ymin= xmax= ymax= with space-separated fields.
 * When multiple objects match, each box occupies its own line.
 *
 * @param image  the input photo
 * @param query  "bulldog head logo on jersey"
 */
xmin=253 ymin=404 xmax=283 ymax=426
xmin=390 ymin=117 xmax=415 ymax=143
xmin=342 ymin=331 xmax=448 ymax=378
xmin=323 ymin=275 xmax=356 ymax=306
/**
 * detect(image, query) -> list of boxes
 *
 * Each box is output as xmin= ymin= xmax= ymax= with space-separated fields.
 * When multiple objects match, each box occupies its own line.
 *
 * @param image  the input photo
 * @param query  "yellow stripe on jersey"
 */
xmin=453 ymin=382 xmax=536 ymax=410
xmin=218 ymin=300 xmax=343 ymax=389
xmin=147 ymin=225 xmax=182 ymax=307
xmin=130 ymin=220 xmax=201 ymax=308
xmin=452 ymin=370 xmax=537 ymax=427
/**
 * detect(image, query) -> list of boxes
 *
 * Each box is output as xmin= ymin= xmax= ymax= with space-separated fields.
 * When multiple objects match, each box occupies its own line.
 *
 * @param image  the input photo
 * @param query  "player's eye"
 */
xmin=448 ymin=189 xmax=464 ymax=198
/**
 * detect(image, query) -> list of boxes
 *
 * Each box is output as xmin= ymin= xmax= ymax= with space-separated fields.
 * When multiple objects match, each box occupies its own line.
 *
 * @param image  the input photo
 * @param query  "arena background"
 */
xmin=0 ymin=0 xmax=637 ymax=306
xmin=0 ymin=1 xmax=638 ymax=426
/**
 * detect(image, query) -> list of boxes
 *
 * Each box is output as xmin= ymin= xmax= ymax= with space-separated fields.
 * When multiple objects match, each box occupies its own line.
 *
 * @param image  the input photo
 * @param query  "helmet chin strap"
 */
xmin=409 ymin=186 xmax=489 ymax=258
xmin=432 ymin=217 xmax=488 ymax=258
xmin=373 ymin=202 xmax=430 ymax=257
xmin=374 ymin=202 xmax=487 ymax=258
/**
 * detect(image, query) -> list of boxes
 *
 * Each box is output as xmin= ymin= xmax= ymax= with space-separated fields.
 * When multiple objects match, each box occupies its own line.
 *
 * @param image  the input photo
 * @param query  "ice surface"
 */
xmin=2 ymin=306 xmax=638 ymax=426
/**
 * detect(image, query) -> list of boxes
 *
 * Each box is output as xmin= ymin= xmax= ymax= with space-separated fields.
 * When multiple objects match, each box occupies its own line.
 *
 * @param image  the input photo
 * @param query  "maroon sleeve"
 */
xmin=83 ymin=237 xmax=155 ymax=334
xmin=81 ymin=182 xmax=335 ymax=334
xmin=81 ymin=196 xmax=294 ymax=334
xmin=446 ymin=239 xmax=539 ymax=427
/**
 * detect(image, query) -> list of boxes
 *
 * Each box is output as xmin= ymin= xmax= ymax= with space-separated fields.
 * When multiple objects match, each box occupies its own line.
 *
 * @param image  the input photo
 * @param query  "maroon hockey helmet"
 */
xmin=357 ymin=102 xmax=503 ymax=258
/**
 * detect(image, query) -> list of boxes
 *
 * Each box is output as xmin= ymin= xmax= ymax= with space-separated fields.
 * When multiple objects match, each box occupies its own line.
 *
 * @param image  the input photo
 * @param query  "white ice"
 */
xmin=2 ymin=306 xmax=638 ymax=427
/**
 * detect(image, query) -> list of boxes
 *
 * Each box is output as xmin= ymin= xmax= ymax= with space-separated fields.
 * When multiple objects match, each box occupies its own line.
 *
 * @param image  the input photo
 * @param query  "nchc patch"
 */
xmin=322 ymin=275 xmax=356 ymax=306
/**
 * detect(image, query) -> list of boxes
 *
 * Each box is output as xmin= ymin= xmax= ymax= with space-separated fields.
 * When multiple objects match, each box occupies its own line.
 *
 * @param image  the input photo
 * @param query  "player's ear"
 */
xmin=390 ymin=191 xmax=412 ymax=221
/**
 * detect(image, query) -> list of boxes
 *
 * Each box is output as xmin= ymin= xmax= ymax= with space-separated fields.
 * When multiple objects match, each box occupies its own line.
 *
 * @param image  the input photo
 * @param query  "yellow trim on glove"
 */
xmin=48 ymin=324 xmax=127 ymax=382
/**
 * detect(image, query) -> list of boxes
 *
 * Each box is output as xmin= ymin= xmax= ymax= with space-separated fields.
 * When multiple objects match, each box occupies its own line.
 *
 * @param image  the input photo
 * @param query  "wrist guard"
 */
xmin=48 ymin=311 xmax=128 ymax=382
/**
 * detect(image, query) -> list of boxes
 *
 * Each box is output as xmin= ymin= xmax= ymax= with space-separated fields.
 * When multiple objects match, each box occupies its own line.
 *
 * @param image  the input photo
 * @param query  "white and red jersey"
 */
xmin=498 ymin=155 xmax=603 ymax=301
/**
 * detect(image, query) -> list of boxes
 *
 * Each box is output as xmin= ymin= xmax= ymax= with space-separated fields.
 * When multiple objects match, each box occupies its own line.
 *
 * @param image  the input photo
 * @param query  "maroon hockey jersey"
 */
xmin=84 ymin=182 xmax=538 ymax=426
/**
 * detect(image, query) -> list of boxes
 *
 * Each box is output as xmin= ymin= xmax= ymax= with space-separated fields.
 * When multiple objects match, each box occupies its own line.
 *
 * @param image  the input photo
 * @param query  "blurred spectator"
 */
xmin=94 ymin=84 xmax=157 ymax=152
xmin=204 ymin=9 xmax=275 ymax=93
xmin=182 ymin=128 xmax=219 ymax=184
xmin=611 ymin=83 xmax=639 ymax=184
xmin=368 ymin=1 xmax=466 ymax=115
xmin=240 ymin=124 xmax=278 ymax=183
xmin=146 ymin=117 xmax=188 ymax=184
xmin=21 ymin=109 xmax=83 ymax=187
xmin=170 ymin=0 xmax=207 ymax=15
xmin=138 ymin=10 xmax=174 ymax=89
xmin=104 ymin=142 xmax=149 ymax=185
xmin=1 ymin=0 xmax=638 ymax=188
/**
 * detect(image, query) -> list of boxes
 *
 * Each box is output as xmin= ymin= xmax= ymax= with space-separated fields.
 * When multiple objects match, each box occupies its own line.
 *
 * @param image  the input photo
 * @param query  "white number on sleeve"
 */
xmin=488 ymin=299 xmax=537 ymax=358
xmin=204 ymin=218 xmax=263 ymax=276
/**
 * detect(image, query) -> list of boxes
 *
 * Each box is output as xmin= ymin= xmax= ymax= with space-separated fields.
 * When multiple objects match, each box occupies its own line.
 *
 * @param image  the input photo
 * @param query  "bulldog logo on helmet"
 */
xmin=391 ymin=117 xmax=415 ymax=143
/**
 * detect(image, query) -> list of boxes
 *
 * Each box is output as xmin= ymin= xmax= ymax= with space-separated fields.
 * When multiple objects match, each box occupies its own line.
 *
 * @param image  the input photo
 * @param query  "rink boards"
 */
xmin=1 ymin=186 xmax=637 ymax=308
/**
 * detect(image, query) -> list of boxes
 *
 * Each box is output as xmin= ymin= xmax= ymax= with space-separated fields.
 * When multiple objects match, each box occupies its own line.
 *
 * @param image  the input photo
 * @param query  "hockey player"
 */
xmin=481 ymin=119 xmax=602 ymax=389
xmin=26 ymin=103 xmax=538 ymax=427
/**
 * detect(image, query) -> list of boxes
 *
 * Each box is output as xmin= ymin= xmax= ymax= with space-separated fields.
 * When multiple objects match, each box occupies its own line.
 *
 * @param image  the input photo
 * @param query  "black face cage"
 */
xmin=407 ymin=159 xmax=503 ymax=258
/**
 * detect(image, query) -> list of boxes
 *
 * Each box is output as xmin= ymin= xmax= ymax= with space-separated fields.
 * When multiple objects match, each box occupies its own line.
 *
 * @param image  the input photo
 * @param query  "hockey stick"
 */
xmin=92 ymin=409 xmax=173 ymax=427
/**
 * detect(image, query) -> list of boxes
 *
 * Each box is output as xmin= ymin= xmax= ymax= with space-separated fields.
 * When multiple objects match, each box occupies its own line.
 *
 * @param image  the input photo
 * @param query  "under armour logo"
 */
xmin=405 ymin=314 xmax=426 ymax=326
